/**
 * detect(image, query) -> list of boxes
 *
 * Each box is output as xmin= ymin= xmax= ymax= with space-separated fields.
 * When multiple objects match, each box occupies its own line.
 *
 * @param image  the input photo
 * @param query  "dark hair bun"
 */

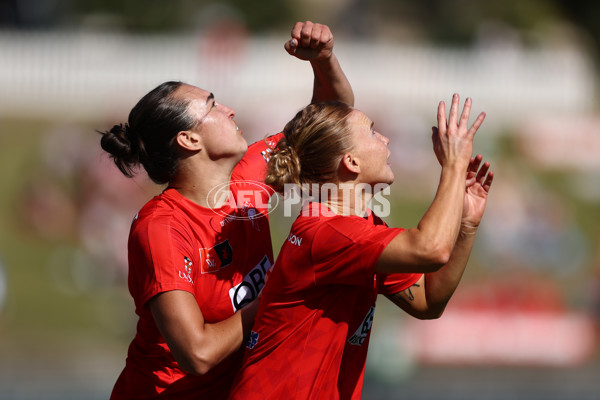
xmin=99 ymin=124 xmax=139 ymax=178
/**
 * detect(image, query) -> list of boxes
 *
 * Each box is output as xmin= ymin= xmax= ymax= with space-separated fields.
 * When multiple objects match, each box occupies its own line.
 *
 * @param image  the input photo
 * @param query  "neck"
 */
xmin=320 ymin=182 xmax=373 ymax=217
xmin=169 ymin=158 xmax=236 ymax=208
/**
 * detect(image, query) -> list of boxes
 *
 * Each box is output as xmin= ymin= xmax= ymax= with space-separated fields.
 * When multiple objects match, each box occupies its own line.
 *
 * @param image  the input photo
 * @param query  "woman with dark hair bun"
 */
xmin=230 ymin=96 xmax=494 ymax=399
xmin=101 ymin=81 xmax=196 ymax=184
xmin=100 ymin=22 xmax=354 ymax=400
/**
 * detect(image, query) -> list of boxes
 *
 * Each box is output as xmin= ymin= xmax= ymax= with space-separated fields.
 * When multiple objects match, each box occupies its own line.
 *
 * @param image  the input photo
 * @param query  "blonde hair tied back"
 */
xmin=266 ymin=101 xmax=354 ymax=194
xmin=265 ymin=137 xmax=301 ymax=193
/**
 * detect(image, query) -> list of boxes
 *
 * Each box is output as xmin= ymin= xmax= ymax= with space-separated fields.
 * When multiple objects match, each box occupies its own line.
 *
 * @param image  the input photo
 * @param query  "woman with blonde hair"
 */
xmin=230 ymin=95 xmax=493 ymax=399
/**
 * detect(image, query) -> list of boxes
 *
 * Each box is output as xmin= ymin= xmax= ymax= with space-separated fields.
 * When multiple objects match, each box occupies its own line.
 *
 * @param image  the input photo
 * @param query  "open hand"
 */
xmin=432 ymin=94 xmax=486 ymax=168
xmin=462 ymin=154 xmax=494 ymax=230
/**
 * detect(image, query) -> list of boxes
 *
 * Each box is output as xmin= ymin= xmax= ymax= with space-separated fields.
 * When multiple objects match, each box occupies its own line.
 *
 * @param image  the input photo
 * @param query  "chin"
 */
xmin=379 ymin=179 xmax=394 ymax=188
xmin=370 ymin=177 xmax=394 ymax=191
xmin=382 ymin=171 xmax=395 ymax=185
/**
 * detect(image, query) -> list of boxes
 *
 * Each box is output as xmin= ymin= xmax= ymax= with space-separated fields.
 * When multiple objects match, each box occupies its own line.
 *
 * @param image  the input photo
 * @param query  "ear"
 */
xmin=341 ymin=152 xmax=360 ymax=174
xmin=176 ymin=130 xmax=202 ymax=151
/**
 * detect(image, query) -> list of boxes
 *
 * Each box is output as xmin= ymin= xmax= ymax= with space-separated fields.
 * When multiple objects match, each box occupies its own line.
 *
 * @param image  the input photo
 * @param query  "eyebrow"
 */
xmin=206 ymin=92 xmax=215 ymax=105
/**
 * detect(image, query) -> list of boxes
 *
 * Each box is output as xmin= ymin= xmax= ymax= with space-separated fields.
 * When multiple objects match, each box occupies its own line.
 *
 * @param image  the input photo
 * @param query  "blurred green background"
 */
xmin=0 ymin=0 xmax=599 ymax=399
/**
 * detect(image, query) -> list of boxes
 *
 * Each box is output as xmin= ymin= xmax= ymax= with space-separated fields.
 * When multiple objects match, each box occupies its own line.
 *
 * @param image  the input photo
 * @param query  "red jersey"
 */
xmin=110 ymin=135 xmax=281 ymax=400
xmin=229 ymin=202 xmax=422 ymax=400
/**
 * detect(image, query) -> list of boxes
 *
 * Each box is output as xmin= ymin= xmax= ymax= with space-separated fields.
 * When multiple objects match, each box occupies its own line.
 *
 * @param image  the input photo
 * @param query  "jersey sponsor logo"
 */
xmin=199 ymin=240 xmax=234 ymax=274
xmin=287 ymin=233 xmax=303 ymax=246
xmin=179 ymin=257 xmax=194 ymax=283
xmin=229 ymin=255 xmax=272 ymax=312
xmin=348 ymin=305 xmax=376 ymax=346
xmin=246 ymin=331 xmax=259 ymax=349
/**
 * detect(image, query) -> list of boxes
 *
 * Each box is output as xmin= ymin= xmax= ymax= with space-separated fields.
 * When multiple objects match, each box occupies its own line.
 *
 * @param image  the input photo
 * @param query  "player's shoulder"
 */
xmin=250 ymin=133 xmax=283 ymax=150
xmin=326 ymin=211 xmax=383 ymax=231
xmin=132 ymin=190 xmax=197 ymax=237
xmin=233 ymin=133 xmax=283 ymax=182
xmin=366 ymin=209 xmax=390 ymax=227
xmin=308 ymin=215 xmax=374 ymax=247
xmin=135 ymin=190 xmax=180 ymax=221
xmin=246 ymin=133 xmax=283 ymax=160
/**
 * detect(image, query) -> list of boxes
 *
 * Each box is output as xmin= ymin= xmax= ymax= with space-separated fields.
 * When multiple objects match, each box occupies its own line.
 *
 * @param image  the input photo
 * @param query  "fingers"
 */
xmin=284 ymin=39 xmax=297 ymax=55
xmin=290 ymin=21 xmax=304 ymax=41
xmin=310 ymin=25 xmax=323 ymax=48
xmin=286 ymin=21 xmax=306 ymax=55
xmin=435 ymin=94 xmax=486 ymax=169
xmin=475 ymin=161 xmax=490 ymax=183
xmin=468 ymin=154 xmax=483 ymax=175
xmin=482 ymin=170 xmax=494 ymax=192
xmin=317 ymin=26 xmax=333 ymax=49
xmin=290 ymin=21 xmax=332 ymax=50
xmin=465 ymin=155 xmax=481 ymax=186
xmin=448 ymin=93 xmax=460 ymax=127
xmin=300 ymin=23 xmax=313 ymax=48
xmin=468 ymin=112 xmax=486 ymax=137
xmin=471 ymin=159 xmax=493 ymax=192
xmin=438 ymin=94 xmax=485 ymax=136
xmin=466 ymin=156 xmax=493 ymax=191
xmin=459 ymin=97 xmax=472 ymax=129
xmin=437 ymin=101 xmax=447 ymax=135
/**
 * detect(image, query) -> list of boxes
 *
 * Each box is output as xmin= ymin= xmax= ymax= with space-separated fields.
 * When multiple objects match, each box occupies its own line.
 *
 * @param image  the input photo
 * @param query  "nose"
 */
xmin=217 ymin=102 xmax=235 ymax=119
xmin=376 ymin=132 xmax=389 ymax=145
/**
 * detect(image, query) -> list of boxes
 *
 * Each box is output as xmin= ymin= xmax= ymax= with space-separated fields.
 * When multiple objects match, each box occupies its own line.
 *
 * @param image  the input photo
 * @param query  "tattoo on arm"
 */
xmin=396 ymin=283 xmax=421 ymax=304
xmin=405 ymin=286 xmax=416 ymax=301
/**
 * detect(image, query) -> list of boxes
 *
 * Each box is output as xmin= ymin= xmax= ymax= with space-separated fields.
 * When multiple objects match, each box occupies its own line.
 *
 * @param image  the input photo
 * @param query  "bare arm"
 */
xmin=285 ymin=21 xmax=354 ymax=106
xmin=377 ymin=163 xmax=467 ymax=272
xmin=386 ymin=228 xmax=478 ymax=319
xmin=376 ymin=95 xmax=486 ymax=273
xmin=149 ymin=290 xmax=259 ymax=375
xmin=386 ymin=157 xmax=494 ymax=319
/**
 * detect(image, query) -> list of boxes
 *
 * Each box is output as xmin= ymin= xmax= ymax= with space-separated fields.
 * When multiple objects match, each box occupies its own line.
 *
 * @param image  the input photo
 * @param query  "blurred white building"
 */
xmin=0 ymin=30 xmax=595 ymax=134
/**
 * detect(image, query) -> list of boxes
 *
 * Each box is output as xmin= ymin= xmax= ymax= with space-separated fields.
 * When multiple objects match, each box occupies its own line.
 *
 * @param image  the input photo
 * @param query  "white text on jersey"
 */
xmin=287 ymin=233 xmax=303 ymax=246
xmin=229 ymin=255 xmax=272 ymax=312
xmin=348 ymin=305 xmax=376 ymax=346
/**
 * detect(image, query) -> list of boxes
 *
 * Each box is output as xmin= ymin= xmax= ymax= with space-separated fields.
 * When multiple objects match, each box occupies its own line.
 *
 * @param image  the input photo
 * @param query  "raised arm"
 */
xmin=149 ymin=291 xmax=259 ymax=375
xmin=376 ymin=94 xmax=486 ymax=273
xmin=285 ymin=21 xmax=354 ymax=106
xmin=386 ymin=155 xmax=494 ymax=319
